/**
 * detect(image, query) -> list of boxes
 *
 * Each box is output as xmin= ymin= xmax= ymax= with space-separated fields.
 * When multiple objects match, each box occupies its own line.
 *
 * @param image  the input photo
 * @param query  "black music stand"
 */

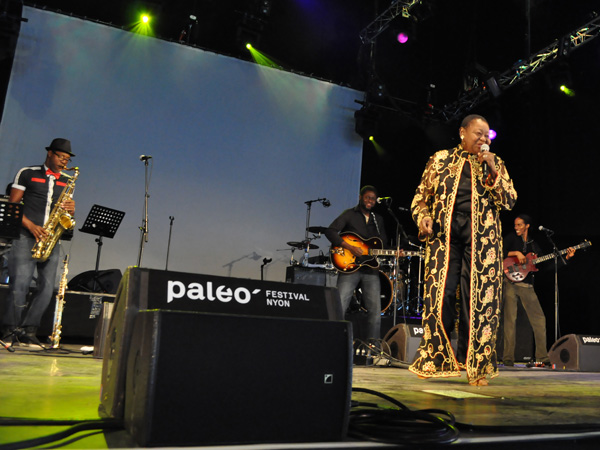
xmin=0 ymin=201 xmax=23 ymax=240
xmin=79 ymin=205 xmax=125 ymax=293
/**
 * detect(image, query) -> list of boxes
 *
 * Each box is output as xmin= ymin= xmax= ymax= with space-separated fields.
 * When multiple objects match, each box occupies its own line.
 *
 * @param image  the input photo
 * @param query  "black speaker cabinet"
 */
xmin=99 ymin=267 xmax=344 ymax=420
xmin=124 ymin=309 xmax=352 ymax=447
xmin=383 ymin=323 xmax=458 ymax=363
xmin=286 ymin=266 xmax=338 ymax=287
xmin=383 ymin=323 xmax=422 ymax=363
xmin=548 ymin=334 xmax=600 ymax=372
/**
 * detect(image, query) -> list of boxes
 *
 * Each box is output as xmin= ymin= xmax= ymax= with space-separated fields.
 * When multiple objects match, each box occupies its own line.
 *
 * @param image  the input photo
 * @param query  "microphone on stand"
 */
xmin=539 ymin=225 xmax=554 ymax=234
xmin=377 ymin=197 xmax=392 ymax=204
xmin=322 ymin=198 xmax=331 ymax=207
xmin=481 ymin=144 xmax=490 ymax=179
xmin=139 ymin=155 xmax=153 ymax=161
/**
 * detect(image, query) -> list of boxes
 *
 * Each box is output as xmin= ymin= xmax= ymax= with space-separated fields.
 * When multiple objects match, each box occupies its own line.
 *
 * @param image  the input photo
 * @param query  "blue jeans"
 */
xmin=1 ymin=234 xmax=60 ymax=329
xmin=337 ymin=269 xmax=381 ymax=340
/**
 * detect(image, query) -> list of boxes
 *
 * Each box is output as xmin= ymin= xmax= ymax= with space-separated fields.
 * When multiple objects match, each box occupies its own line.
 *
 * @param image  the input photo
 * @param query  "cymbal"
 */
xmin=306 ymin=226 xmax=328 ymax=234
xmin=286 ymin=241 xmax=319 ymax=250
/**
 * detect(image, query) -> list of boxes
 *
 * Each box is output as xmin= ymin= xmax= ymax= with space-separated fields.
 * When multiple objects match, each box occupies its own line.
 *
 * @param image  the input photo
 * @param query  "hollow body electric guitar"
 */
xmin=503 ymin=240 xmax=591 ymax=283
xmin=330 ymin=231 xmax=424 ymax=273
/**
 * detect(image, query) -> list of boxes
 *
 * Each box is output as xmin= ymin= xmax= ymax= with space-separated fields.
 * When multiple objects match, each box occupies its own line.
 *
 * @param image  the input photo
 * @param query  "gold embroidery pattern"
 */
xmin=408 ymin=146 xmax=517 ymax=381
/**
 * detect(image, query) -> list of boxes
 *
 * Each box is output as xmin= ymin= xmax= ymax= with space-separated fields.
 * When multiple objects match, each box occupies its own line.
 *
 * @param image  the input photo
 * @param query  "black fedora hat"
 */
xmin=46 ymin=138 xmax=75 ymax=157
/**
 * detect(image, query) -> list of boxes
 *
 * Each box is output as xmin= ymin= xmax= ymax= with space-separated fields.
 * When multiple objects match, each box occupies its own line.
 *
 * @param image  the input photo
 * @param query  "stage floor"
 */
xmin=1 ymin=343 xmax=600 ymax=449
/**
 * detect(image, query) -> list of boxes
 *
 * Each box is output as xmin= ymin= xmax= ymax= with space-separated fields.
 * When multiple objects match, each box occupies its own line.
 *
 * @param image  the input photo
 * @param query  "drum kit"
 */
xmin=285 ymin=225 xmax=425 ymax=319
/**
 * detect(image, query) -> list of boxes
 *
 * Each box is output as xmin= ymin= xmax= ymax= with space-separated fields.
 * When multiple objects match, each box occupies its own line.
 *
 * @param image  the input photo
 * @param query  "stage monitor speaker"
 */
xmin=124 ymin=309 xmax=352 ymax=447
xmin=548 ymin=334 xmax=600 ymax=372
xmin=99 ymin=267 xmax=344 ymax=421
xmin=382 ymin=323 xmax=422 ymax=363
xmin=68 ymin=268 xmax=122 ymax=294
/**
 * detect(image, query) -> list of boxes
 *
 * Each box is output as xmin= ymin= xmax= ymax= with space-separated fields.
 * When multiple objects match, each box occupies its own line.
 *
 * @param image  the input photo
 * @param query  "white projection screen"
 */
xmin=0 ymin=7 xmax=363 ymax=283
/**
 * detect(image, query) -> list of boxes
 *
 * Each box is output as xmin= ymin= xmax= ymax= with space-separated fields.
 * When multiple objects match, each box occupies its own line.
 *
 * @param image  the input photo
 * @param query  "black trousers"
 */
xmin=440 ymin=211 xmax=471 ymax=364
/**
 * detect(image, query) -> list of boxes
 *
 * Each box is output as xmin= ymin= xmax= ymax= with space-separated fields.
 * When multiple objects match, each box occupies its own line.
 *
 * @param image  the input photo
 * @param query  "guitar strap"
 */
xmin=371 ymin=212 xmax=382 ymax=238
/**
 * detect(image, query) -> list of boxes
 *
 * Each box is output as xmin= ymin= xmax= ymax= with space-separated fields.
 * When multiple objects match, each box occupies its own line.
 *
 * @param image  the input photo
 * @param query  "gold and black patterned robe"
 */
xmin=409 ymin=145 xmax=517 ymax=382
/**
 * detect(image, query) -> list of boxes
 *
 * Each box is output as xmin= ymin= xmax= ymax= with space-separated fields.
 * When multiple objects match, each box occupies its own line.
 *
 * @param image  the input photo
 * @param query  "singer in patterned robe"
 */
xmin=409 ymin=115 xmax=517 ymax=386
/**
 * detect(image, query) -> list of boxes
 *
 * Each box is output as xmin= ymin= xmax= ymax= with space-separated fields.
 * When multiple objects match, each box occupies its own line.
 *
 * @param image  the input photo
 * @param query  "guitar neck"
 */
xmin=370 ymin=249 xmax=422 ymax=258
xmin=533 ymin=242 xmax=589 ymax=265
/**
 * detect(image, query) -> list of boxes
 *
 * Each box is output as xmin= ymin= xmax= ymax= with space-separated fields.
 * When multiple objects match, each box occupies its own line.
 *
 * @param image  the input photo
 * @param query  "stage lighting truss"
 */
xmin=359 ymin=0 xmax=425 ymax=44
xmin=440 ymin=14 xmax=600 ymax=122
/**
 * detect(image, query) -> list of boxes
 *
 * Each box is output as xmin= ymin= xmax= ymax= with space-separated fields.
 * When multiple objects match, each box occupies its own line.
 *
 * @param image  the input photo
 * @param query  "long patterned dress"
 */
xmin=409 ymin=145 xmax=517 ymax=382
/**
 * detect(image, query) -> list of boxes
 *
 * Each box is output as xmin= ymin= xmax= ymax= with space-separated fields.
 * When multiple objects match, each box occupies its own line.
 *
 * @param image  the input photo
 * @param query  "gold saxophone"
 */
xmin=50 ymin=255 xmax=69 ymax=349
xmin=31 ymin=167 xmax=79 ymax=261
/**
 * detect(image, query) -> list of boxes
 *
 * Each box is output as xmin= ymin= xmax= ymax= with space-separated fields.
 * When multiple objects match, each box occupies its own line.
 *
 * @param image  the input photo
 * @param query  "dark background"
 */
xmin=0 ymin=0 xmax=598 ymax=345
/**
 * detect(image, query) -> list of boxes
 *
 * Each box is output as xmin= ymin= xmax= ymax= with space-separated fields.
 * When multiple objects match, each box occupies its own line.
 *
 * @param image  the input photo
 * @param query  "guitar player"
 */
xmin=324 ymin=185 xmax=388 ymax=344
xmin=502 ymin=214 xmax=576 ymax=367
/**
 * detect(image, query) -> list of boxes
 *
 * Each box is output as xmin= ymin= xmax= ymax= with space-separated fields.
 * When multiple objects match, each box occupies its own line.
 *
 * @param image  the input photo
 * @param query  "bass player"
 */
xmin=0 ymin=138 xmax=76 ymax=347
xmin=502 ymin=214 xmax=576 ymax=367
xmin=324 ymin=185 xmax=389 ymax=344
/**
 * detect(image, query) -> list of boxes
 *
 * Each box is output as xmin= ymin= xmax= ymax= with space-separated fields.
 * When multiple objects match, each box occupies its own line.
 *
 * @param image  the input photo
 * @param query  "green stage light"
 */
xmin=246 ymin=43 xmax=253 ymax=50
xmin=141 ymin=14 xmax=151 ymax=24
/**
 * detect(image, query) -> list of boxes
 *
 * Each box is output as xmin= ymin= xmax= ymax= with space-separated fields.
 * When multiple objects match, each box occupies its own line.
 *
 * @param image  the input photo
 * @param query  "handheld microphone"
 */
xmin=481 ymin=144 xmax=490 ymax=179
xmin=538 ymin=225 xmax=554 ymax=233
xmin=377 ymin=197 xmax=392 ymax=204
xmin=139 ymin=155 xmax=152 ymax=161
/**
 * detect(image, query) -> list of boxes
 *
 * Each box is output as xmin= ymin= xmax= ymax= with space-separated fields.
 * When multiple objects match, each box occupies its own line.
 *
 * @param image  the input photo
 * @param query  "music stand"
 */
xmin=79 ymin=205 xmax=125 ymax=293
xmin=0 ymin=201 xmax=23 ymax=240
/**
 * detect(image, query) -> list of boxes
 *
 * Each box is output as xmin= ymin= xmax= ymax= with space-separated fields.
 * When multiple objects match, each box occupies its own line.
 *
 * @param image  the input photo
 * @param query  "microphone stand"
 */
xmin=165 ymin=216 xmax=174 ymax=270
xmin=137 ymin=158 xmax=151 ymax=267
xmin=303 ymin=197 xmax=330 ymax=241
xmin=382 ymin=201 xmax=409 ymax=327
xmin=542 ymin=229 xmax=566 ymax=342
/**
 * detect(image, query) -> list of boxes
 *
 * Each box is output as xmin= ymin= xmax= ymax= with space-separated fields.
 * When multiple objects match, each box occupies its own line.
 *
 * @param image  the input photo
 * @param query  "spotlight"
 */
xmin=141 ymin=14 xmax=151 ymax=24
xmin=483 ymin=73 xmax=502 ymax=99
xmin=396 ymin=32 xmax=409 ymax=44
xmin=489 ymin=129 xmax=497 ymax=140
xmin=354 ymin=106 xmax=380 ymax=140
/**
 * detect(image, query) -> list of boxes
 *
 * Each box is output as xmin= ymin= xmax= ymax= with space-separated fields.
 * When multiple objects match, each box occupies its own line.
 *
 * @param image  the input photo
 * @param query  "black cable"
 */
xmin=349 ymin=387 xmax=459 ymax=446
xmin=0 ymin=419 xmax=123 ymax=450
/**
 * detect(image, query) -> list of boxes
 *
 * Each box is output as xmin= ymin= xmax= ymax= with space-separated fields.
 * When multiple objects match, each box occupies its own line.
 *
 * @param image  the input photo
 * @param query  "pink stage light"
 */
xmin=489 ymin=129 xmax=497 ymax=140
xmin=397 ymin=32 xmax=409 ymax=44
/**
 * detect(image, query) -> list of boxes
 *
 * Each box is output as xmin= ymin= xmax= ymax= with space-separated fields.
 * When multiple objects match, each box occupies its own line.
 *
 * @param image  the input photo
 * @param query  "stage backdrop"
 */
xmin=0 ymin=7 xmax=364 ymax=282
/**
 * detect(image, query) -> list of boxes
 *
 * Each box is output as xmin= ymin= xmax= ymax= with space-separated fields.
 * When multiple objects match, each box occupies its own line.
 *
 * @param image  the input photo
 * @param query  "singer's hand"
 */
xmin=478 ymin=150 xmax=498 ymax=176
xmin=419 ymin=216 xmax=433 ymax=238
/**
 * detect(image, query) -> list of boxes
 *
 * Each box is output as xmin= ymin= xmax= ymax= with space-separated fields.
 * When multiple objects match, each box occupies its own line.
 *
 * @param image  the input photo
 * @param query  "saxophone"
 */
xmin=50 ymin=255 xmax=69 ymax=349
xmin=31 ymin=167 xmax=79 ymax=261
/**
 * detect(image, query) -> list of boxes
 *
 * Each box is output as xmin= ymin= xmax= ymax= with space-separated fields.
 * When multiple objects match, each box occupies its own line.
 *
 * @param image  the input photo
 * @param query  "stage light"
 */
xmin=396 ymin=32 xmax=409 ymax=44
xmin=489 ymin=129 xmax=497 ymax=140
xmin=560 ymin=85 xmax=575 ymax=96
xmin=246 ymin=44 xmax=282 ymax=69
xmin=141 ymin=14 xmax=150 ymax=24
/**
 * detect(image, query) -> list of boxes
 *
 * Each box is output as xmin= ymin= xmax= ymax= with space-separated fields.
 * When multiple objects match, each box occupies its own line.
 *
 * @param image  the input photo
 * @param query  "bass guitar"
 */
xmin=330 ymin=231 xmax=424 ymax=273
xmin=503 ymin=240 xmax=591 ymax=283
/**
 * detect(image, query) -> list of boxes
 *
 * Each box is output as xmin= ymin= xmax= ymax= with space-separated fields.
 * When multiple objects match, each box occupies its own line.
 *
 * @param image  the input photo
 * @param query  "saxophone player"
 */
xmin=0 ymin=138 xmax=76 ymax=347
